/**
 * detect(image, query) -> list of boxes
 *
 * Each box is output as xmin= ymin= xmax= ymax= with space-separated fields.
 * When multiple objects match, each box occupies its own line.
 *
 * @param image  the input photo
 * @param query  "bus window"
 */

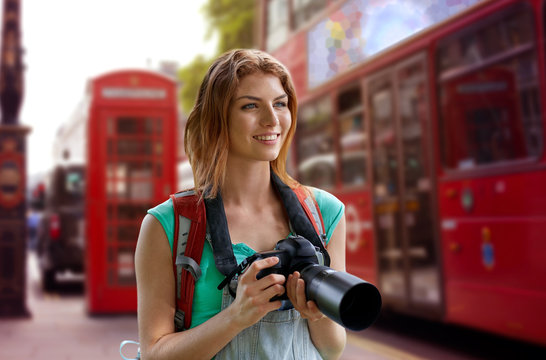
xmin=297 ymin=96 xmax=336 ymax=189
xmin=292 ymin=0 xmax=328 ymax=30
xmin=266 ymin=0 xmax=289 ymax=51
xmin=371 ymin=84 xmax=398 ymax=199
xmin=438 ymin=4 xmax=542 ymax=170
xmin=397 ymin=59 xmax=439 ymax=305
xmin=65 ymin=170 xmax=84 ymax=195
xmin=369 ymin=74 xmax=404 ymax=299
xmin=399 ymin=62 xmax=429 ymax=191
xmin=51 ymin=165 xmax=85 ymax=206
xmin=338 ymin=86 xmax=367 ymax=187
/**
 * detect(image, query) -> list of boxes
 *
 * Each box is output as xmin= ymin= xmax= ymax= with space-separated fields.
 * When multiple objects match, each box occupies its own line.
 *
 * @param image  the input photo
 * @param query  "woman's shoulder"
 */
xmin=148 ymin=197 xmax=174 ymax=218
xmin=307 ymin=186 xmax=344 ymax=212
xmin=147 ymin=190 xmax=203 ymax=251
xmin=147 ymin=198 xmax=175 ymax=246
xmin=304 ymin=186 xmax=344 ymax=243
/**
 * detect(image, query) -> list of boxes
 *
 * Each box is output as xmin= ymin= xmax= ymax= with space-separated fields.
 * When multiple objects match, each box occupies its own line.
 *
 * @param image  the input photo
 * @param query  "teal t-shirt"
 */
xmin=147 ymin=188 xmax=344 ymax=328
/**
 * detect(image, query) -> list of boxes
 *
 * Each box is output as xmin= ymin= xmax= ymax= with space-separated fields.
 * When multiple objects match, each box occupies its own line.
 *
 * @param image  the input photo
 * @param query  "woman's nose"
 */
xmin=261 ymin=106 xmax=279 ymax=126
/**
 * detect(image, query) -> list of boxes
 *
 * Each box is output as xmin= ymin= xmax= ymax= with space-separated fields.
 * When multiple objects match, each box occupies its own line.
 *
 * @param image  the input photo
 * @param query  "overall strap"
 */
xmin=171 ymin=189 xmax=207 ymax=331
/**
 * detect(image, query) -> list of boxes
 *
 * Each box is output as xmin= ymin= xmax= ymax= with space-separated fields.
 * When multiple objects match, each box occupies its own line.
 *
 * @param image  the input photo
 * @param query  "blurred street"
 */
xmin=0 ymin=252 xmax=138 ymax=360
xmin=2 ymin=251 xmax=546 ymax=360
xmin=1 ymin=1 xmax=545 ymax=359
xmin=0 ymin=251 xmax=393 ymax=360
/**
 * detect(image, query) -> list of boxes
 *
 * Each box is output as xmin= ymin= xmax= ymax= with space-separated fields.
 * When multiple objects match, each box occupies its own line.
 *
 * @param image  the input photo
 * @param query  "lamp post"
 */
xmin=0 ymin=0 xmax=30 ymax=318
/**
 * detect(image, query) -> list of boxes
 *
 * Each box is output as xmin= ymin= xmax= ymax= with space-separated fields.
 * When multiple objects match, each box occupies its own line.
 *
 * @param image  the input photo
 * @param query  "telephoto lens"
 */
xmin=300 ymin=265 xmax=382 ymax=331
xmin=252 ymin=236 xmax=382 ymax=331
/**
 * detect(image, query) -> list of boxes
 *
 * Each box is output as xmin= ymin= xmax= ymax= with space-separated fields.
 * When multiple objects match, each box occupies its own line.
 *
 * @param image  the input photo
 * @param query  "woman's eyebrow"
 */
xmin=274 ymin=94 xmax=288 ymax=101
xmin=235 ymin=94 xmax=288 ymax=101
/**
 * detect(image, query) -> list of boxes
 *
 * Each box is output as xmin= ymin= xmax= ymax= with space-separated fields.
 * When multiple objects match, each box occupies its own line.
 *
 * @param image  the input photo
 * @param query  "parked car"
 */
xmin=36 ymin=165 xmax=85 ymax=290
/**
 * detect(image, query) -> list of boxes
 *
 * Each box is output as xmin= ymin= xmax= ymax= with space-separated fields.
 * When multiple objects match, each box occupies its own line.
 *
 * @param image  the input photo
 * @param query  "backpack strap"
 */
xmin=293 ymin=186 xmax=327 ymax=247
xmin=170 ymin=189 xmax=207 ymax=331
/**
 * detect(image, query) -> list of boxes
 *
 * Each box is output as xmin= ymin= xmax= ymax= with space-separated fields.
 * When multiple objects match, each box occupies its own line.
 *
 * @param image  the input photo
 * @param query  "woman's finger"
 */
xmin=241 ymin=257 xmax=279 ymax=281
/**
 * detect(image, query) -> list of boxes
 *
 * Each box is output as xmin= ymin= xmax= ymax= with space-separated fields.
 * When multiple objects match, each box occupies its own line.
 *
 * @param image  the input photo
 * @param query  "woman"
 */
xmin=135 ymin=49 xmax=347 ymax=359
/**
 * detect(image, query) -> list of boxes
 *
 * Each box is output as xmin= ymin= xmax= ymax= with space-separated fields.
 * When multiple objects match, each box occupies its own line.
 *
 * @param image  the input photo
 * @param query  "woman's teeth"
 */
xmin=255 ymin=135 xmax=278 ymax=141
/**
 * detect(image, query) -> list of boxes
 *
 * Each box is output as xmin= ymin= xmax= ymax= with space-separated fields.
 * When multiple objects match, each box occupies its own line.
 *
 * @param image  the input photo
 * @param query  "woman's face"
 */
xmin=227 ymin=72 xmax=292 ymax=164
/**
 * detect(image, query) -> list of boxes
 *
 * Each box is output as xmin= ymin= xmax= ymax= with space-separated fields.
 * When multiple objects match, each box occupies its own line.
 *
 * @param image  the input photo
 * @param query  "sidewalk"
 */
xmin=0 ymin=252 xmax=383 ymax=360
xmin=0 ymin=252 xmax=139 ymax=360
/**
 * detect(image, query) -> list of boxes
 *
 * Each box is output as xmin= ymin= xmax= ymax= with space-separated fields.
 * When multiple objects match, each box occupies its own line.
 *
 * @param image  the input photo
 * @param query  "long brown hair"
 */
xmin=184 ymin=49 xmax=299 ymax=198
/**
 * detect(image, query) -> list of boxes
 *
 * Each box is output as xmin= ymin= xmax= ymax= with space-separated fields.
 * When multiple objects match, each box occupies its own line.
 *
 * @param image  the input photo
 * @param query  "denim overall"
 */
xmin=214 ymin=287 xmax=323 ymax=360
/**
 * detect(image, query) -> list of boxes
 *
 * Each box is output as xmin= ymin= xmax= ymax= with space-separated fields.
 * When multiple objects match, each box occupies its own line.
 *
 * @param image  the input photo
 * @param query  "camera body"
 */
xmin=255 ymin=235 xmax=324 ymax=300
xmin=249 ymin=235 xmax=382 ymax=331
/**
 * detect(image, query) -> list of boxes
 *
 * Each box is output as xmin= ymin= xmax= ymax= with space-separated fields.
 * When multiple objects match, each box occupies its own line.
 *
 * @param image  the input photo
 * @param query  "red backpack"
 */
xmin=170 ymin=186 xmax=327 ymax=331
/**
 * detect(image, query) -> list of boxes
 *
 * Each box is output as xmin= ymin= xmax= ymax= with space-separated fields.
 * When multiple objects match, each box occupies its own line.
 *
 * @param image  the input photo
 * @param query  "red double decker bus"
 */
xmin=259 ymin=0 xmax=546 ymax=345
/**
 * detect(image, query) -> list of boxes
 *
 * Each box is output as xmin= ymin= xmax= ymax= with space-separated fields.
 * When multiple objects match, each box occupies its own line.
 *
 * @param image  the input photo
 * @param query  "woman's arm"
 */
xmin=286 ymin=214 xmax=347 ymax=360
xmin=135 ymin=214 xmax=286 ymax=360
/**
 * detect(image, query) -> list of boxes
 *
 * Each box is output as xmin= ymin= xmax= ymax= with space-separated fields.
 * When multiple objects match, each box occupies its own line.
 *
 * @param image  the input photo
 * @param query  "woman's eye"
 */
xmin=274 ymin=101 xmax=287 ymax=108
xmin=242 ymin=103 xmax=257 ymax=110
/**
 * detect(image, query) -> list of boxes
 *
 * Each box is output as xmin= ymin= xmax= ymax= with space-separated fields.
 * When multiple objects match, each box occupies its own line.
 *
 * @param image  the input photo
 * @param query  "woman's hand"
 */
xmin=228 ymin=257 xmax=286 ymax=328
xmin=286 ymin=271 xmax=326 ymax=322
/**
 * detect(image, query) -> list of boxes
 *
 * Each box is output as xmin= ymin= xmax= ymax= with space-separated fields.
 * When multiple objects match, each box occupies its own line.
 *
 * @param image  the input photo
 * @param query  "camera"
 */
xmin=249 ymin=235 xmax=381 ymax=331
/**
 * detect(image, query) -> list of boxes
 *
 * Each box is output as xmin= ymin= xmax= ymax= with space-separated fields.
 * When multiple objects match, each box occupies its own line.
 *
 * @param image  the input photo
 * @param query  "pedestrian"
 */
xmin=135 ymin=49 xmax=347 ymax=359
xmin=26 ymin=208 xmax=41 ymax=251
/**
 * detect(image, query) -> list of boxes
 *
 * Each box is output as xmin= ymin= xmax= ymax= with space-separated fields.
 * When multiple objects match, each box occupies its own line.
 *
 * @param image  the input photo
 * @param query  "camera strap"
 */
xmin=217 ymin=253 xmax=260 ymax=297
xmin=204 ymin=192 xmax=238 ymax=277
xmin=204 ymin=173 xmax=330 ymax=277
xmin=271 ymin=172 xmax=331 ymax=266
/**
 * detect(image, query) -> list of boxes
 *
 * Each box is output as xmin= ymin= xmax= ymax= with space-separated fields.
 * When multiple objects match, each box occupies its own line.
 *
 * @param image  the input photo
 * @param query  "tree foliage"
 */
xmin=202 ymin=0 xmax=255 ymax=53
xmin=177 ymin=0 xmax=255 ymax=113
xmin=177 ymin=55 xmax=212 ymax=114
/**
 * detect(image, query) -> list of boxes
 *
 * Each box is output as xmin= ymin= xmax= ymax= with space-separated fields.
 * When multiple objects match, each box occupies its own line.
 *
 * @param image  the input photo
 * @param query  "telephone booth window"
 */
xmin=104 ymin=116 xmax=162 ymax=287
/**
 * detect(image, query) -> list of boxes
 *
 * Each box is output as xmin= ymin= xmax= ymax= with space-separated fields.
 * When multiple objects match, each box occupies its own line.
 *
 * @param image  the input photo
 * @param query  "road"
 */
xmin=1 ymin=252 xmax=545 ymax=359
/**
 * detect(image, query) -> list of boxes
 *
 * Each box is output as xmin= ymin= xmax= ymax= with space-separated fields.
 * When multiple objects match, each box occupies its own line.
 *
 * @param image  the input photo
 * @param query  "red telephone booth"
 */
xmin=85 ymin=70 xmax=178 ymax=313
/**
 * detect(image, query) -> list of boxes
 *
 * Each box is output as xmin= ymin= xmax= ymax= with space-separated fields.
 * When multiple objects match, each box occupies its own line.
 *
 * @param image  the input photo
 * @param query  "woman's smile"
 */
xmin=228 ymin=72 xmax=292 ymax=163
xmin=253 ymin=133 xmax=280 ymax=143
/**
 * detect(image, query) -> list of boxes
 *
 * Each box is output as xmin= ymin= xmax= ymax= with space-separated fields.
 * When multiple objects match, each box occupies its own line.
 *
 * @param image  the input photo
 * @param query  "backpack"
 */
xmin=170 ymin=184 xmax=327 ymax=332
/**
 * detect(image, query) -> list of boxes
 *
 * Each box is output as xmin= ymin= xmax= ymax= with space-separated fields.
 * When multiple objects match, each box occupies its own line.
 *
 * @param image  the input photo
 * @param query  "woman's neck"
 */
xmin=221 ymin=159 xmax=290 ymax=250
xmin=222 ymin=160 xmax=275 ymax=208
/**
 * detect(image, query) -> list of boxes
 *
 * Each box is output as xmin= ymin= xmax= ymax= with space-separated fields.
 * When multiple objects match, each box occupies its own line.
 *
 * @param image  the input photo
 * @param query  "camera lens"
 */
xmin=338 ymin=281 xmax=381 ymax=330
xmin=301 ymin=265 xmax=382 ymax=331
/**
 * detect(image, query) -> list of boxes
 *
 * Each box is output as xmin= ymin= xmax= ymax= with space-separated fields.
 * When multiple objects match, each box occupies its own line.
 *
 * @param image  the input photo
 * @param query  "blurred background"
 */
xmin=1 ymin=0 xmax=546 ymax=359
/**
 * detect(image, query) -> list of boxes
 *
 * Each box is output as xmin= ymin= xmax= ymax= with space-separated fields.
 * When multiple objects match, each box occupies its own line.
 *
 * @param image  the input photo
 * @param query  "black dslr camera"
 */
xmin=254 ymin=235 xmax=326 ymax=300
xmin=219 ymin=235 xmax=382 ymax=331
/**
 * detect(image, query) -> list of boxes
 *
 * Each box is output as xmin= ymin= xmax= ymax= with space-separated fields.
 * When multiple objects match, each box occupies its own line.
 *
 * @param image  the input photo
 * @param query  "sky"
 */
xmin=17 ymin=0 xmax=217 ymax=177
